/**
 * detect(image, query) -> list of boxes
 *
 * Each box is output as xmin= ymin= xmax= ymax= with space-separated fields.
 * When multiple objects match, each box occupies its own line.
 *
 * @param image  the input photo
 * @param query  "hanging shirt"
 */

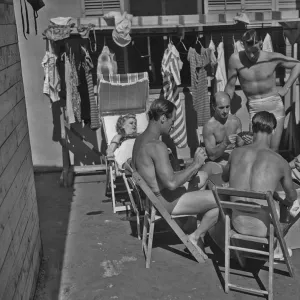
xmin=65 ymin=54 xmax=76 ymax=124
xmin=161 ymin=43 xmax=187 ymax=148
xmin=215 ymin=42 xmax=227 ymax=92
xmin=263 ymin=33 xmax=274 ymax=52
xmin=187 ymin=47 xmax=211 ymax=127
xmin=81 ymin=47 xmax=101 ymax=129
xmin=42 ymin=49 xmax=61 ymax=102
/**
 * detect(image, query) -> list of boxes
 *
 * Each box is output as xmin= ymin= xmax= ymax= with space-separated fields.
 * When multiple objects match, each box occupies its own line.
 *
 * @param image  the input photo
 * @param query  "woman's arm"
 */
xmin=106 ymin=134 xmax=122 ymax=156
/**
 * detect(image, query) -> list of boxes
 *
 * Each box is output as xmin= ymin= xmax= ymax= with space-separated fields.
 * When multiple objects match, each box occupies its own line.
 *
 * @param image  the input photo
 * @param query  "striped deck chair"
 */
xmin=98 ymin=72 xmax=149 ymax=236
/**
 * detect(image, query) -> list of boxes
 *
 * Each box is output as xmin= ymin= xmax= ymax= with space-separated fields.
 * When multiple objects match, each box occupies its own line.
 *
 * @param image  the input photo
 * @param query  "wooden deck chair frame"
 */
xmin=129 ymin=167 xmax=206 ymax=268
xmin=208 ymin=181 xmax=296 ymax=300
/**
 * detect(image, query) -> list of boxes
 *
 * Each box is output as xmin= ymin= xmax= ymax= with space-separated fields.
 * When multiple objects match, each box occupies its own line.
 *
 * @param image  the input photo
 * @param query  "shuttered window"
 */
xmin=244 ymin=0 xmax=272 ymax=11
xmin=205 ymin=0 xmax=242 ymax=12
xmin=278 ymin=0 xmax=300 ymax=10
xmin=82 ymin=0 xmax=120 ymax=17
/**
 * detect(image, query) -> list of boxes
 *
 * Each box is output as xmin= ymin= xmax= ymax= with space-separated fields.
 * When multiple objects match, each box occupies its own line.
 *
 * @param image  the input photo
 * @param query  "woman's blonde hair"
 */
xmin=116 ymin=114 xmax=137 ymax=135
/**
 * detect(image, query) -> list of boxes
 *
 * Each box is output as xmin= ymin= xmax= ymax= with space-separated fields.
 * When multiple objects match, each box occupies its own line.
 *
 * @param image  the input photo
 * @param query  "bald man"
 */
xmin=202 ymin=92 xmax=245 ymax=175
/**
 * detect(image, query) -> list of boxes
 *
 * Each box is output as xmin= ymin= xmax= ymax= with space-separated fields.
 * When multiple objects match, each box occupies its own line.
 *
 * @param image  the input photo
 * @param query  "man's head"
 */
xmin=252 ymin=111 xmax=277 ymax=135
xmin=148 ymin=99 xmax=176 ymax=134
xmin=212 ymin=91 xmax=231 ymax=120
xmin=241 ymin=29 xmax=262 ymax=62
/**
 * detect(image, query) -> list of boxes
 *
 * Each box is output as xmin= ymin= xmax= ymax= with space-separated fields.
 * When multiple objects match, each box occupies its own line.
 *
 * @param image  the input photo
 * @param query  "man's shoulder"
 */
xmin=203 ymin=118 xmax=218 ymax=132
xmin=228 ymin=114 xmax=241 ymax=123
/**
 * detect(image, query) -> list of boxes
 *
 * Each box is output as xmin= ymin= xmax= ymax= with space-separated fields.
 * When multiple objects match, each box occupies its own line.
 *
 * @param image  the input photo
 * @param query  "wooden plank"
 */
xmin=0 ymin=118 xmax=28 ymax=175
xmin=15 ymin=229 xmax=41 ymax=300
xmin=221 ymin=201 xmax=262 ymax=212
xmin=0 ymin=43 xmax=20 ymax=71
xmin=0 ymin=62 xmax=22 ymax=95
xmin=15 ymin=116 xmax=29 ymax=146
xmin=0 ymin=3 xmax=15 ymax=25
xmin=0 ymin=133 xmax=31 ymax=207
xmin=0 ymin=25 xmax=17 ymax=47
xmin=0 ymin=191 xmax=37 ymax=300
xmin=0 ymin=167 xmax=34 ymax=269
xmin=217 ymin=187 xmax=268 ymax=200
xmin=0 ymin=81 xmax=24 ymax=123
xmin=0 ymin=99 xmax=26 ymax=148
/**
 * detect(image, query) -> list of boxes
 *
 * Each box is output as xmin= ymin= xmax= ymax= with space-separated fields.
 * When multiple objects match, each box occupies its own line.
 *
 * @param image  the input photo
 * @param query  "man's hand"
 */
xmin=236 ymin=135 xmax=245 ymax=147
xmin=225 ymin=134 xmax=238 ymax=146
xmin=193 ymin=147 xmax=207 ymax=168
xmin=295 ymin=155 xmax=300 ymax=171
xmin=277 ymin=86 xmax=289 ymax=98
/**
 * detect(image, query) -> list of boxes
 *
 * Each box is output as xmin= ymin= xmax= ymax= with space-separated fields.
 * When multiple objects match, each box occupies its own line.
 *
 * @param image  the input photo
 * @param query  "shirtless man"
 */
xmin=202 ymin=91 xmax=244 ymax=175
xmin=225 ymin=29 xmax=300 ymax=152
xmin=132 ymin=99 xmax=219 ymax=259
xmin=222 ymin=111 xmax=297 ymax=240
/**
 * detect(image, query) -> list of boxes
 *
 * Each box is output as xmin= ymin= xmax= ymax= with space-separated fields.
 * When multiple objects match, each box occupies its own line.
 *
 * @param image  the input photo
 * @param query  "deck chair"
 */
xmin=125 ymin=163 xmax=206 ymax=268
xmin=98 ymin=72 xmax=149 ymax=219
xmin=208 ymin=181 xmax=297 ymax=300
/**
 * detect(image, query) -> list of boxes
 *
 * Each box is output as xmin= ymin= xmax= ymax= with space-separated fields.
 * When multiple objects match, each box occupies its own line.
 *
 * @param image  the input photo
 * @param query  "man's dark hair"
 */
xmin=252 ymin=111 xmax=277 ymax=134
xmin=148 ymin=98 xmax=176 ymax=121
xmin=241 ymin=29 xmax=260 ymax=46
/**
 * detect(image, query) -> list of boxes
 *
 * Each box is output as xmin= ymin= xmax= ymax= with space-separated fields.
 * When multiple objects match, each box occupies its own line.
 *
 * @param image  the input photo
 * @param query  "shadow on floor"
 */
xmin=33 ymin=172 xmax=74 ymax=300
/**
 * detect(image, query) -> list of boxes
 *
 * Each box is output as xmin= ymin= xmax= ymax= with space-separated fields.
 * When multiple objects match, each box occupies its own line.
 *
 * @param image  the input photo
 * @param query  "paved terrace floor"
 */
xmin=33 ymin=172 xmax=300 ymax=300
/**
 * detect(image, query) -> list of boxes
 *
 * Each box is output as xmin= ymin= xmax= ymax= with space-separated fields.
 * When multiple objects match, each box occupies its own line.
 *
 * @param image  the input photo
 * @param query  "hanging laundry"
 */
xmin=97 ymin=46 xmax=118 ymax=79
xmin=42 ymin=41 xmax=61 ymax=102
xmin=78 ymin=23 xmax=97 ymax=52
xmin=187 ymin=47 xmax=211 ymax=127
xmin=162 ymin=43 xmax=187 ymax=148
xmin=64 ymin=54 xmax=76 ymax=124
xmin=81 ymin=46 xmax=101 ymax=130
xmin=50 ymin=17 xmax=74 ymax=26
xmin=215 ymin=42 xmax=227 ymax=92
xmin=104 ymin=11 xmax=133 ymax=47
xmin=233 ymin=40 xmax=244 ymax=53
xmin=263 ymin=33 xmax=274 ymax=52
xmin=65 ymin=50 xmax=81 ymax=124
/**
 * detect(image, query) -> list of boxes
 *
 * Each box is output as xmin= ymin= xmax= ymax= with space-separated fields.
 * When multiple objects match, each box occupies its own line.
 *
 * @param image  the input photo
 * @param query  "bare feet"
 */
xmin=188 ymin=234 xmax=208 ymax=260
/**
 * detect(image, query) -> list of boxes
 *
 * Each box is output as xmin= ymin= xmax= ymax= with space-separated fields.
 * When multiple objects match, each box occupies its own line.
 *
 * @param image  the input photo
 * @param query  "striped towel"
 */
xmin=161 ymin=44 xmax=187 ymax=148
xmin=98 ymin=72 xmax=149 ymax=116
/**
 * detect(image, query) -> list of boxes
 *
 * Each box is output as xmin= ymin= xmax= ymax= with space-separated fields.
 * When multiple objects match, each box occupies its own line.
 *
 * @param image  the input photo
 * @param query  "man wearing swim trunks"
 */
xmin=225 ymin=29 xmax=300 ymax=152
xmin=202 ymin=91 xmax=244 ymax=175
xmin=132 ymin=99 xmax=219 ymax=260
xmin=222 ymin=111 xmax=297 ymax=242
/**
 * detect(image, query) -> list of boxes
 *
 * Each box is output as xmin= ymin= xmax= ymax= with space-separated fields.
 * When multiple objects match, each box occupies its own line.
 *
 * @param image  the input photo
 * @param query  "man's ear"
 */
xmin=160 ymin=114 xmax=166 ymax=123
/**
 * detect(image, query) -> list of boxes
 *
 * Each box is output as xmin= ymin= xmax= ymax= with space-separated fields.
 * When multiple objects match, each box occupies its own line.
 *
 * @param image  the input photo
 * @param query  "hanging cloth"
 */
xmin=215 ymin=42 xmax=227 ymax=92
xmin=161 ymin=43 xmax=187 ymax=148
xmin=42 ymin=40 xmax=61 ymax=103
xmin=263 ymin=33 xmax=274 ymax=52
xmin=97 ymin=46 xmax=118 ymax=79
xmin=81 ymin=46 xmax=101 ymax=130
xmin=187 ymin=47 xmax=211 ymax=127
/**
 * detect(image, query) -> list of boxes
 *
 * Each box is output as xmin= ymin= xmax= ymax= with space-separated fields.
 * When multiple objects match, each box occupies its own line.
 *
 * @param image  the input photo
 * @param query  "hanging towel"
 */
xmin=187 ymin=47 xmax=211 ymax=127
xmin=162 ymin=43 xmax=187 ymax=148
xmin=65 ymin=54 xmax=76 ymax=124
xmin=215 ymin=42 xmax=227 ymax=92
xmin=98 ymin=72 xmax=149 ymax=116
xmin=234 ymin=40 xmax=244 ymax=53
xmin=263 ymin=33 xmax=274 ymax=52
xmin=81 ymin=46 xmax=101 ymax=130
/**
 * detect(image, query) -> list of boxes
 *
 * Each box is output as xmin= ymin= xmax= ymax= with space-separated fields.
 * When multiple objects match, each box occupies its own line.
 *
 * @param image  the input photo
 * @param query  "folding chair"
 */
xmin=98 ymin=72 xmax=149 ymax=219
xmin=128 ymin=166 xmax=206 ymax=268
xmin=208 ymin=181 xmax=296 ymax=300
xmin=102 ymin=113 xmax=148 ymax=217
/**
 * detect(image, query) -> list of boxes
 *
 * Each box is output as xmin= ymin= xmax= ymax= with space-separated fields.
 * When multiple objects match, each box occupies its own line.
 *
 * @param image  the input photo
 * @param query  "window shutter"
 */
xmin=244 ymin=0 xmax=272 ymax=11
xmin=278 ymin=0 xmax=300 ymax=10
xmin=83 ymin=0 xmax=120 ymax=17
xmin=206 ymin=0 xmax=241 ymax=12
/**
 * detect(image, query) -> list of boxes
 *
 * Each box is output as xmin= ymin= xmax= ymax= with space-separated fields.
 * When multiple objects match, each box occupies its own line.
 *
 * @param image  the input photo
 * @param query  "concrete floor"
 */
xmin=33 ymin=172 xmax=300 ymax=300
